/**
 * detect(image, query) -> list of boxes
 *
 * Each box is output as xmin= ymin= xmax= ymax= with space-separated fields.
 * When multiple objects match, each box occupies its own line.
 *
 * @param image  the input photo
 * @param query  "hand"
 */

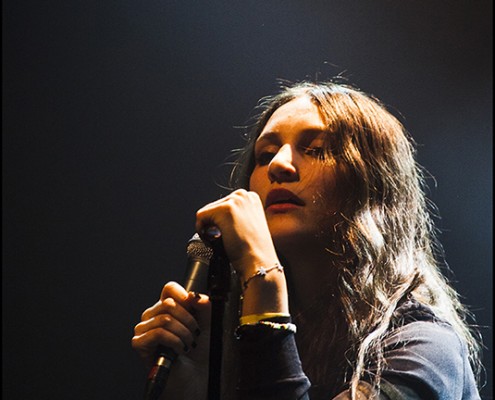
xmin=195 ymin=189 xmax=279 ymax=279
xmin=131 ymin=281 xmax=211 ymax=368
xmin=195 ymin=189 xmax=289 ymax=316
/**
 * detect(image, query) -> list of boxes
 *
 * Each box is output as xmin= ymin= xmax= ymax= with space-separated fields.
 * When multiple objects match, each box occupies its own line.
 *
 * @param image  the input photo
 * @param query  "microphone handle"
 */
xmin=143 ymin=347 xmax=177 ymax=400
xmin=144 ymin=253 xmax=210 ymax=400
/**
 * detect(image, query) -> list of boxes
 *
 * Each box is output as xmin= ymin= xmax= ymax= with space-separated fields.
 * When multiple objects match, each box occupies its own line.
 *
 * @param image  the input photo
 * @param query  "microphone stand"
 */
xmin=206 ymin=238 xmax=231 ymax=400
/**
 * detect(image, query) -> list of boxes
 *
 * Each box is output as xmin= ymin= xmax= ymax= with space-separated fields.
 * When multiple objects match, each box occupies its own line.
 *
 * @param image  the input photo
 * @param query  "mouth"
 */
xmin=265 ymin=189 xmax=305 ymax=210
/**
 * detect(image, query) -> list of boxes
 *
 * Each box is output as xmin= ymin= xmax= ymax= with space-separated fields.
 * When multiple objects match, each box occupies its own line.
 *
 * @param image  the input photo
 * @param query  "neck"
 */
xmin=277 ymin=240 xmax=339 ymax=315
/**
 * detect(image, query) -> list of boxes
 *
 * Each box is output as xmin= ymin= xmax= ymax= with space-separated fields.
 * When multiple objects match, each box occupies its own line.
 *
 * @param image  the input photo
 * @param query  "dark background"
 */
xmin=3 ymin=1 xmax=492 ymax=399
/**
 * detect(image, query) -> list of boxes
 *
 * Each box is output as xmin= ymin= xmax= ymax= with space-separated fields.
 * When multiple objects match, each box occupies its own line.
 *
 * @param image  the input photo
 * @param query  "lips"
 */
xmin=265 ymin=189 xmax=305 ymax=209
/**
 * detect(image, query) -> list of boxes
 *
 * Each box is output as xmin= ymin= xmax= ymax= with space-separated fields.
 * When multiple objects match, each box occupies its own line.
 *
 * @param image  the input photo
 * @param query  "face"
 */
xmin=249 ymin=96 xmax=345 ymax=250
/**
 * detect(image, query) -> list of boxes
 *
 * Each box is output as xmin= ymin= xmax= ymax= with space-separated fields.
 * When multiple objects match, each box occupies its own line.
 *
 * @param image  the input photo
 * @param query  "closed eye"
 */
xmin=303 ymin=147 xmax=325 ymax=160
xmin=255 ymin=151 xmax=276 ymax=166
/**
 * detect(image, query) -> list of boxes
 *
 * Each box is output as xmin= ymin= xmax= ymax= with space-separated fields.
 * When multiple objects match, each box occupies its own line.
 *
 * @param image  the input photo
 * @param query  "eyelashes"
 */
xmin=302 ymin=147 xmax=325 ymax=160
xmin=254 ymin=146 xmax=326 ymax=166
xmin=255 ymin=151 xmax=276 ymax=166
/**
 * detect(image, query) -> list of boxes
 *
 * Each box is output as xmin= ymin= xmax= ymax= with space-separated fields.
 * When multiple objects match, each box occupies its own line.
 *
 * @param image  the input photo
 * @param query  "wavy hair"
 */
xmin=228 ymin=81 xmax=482 ymax=398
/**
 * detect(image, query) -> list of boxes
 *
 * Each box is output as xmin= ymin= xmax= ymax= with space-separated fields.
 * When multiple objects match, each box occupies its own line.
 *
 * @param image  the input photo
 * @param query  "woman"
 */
xmin=132 ymin=81 xmax=483 ymax=399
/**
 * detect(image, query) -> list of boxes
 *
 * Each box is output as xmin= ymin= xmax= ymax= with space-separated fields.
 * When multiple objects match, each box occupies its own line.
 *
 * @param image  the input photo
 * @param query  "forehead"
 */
xmin=259 ymin=96 xmax=327 ymax=138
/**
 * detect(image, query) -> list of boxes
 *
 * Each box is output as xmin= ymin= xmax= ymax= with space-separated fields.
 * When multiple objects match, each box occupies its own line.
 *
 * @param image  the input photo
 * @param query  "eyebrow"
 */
xmin=256 ymin=128 xmax=327 ymax=144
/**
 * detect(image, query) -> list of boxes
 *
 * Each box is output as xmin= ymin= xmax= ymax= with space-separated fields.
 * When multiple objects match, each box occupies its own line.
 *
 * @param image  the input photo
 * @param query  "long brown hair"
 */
xmin=228 ymin=80 xmax=483 ymax=398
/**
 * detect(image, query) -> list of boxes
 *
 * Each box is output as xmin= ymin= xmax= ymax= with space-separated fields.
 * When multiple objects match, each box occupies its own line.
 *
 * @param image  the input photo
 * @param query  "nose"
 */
xmin=268 ymin=144 xmax=298 ymax=183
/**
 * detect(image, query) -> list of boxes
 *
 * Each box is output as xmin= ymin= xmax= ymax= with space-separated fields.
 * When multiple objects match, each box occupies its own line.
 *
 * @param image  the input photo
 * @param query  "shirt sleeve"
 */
xmin=237 ymin=329 xmax=311 ymax=400
xmin=379 ymin=321 xmax=480 ymax=400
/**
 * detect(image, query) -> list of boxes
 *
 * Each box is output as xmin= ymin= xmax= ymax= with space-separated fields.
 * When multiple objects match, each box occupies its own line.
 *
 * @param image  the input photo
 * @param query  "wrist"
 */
xmin=241 ymin=263 xmax=284 ymax=291
xmin=238 ymin=263 xmax=289 ymax=316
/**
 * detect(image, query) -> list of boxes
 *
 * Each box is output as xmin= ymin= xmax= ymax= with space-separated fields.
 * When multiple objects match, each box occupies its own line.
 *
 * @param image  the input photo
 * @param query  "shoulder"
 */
xmin=382 ymin=319 xmax=465 ymax=371
xmin=385 ymin=297 xmax=466 ymax=362
xmin=379 ymin=301 xmax=480 ymax=399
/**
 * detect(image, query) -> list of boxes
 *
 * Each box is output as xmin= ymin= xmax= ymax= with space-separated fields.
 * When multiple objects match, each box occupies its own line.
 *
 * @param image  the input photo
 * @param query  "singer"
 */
xmin=132 ymin=81 xmax=483 ymax=399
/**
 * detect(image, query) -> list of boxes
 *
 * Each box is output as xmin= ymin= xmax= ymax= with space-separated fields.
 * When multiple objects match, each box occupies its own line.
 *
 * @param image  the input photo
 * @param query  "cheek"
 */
xmin=248 ymin=169 xmax=264 ymax=194
xmin=248 ymin=174 xmax=255 ymax=192
xmin=312 ymin=167 xmax=346 ymax=212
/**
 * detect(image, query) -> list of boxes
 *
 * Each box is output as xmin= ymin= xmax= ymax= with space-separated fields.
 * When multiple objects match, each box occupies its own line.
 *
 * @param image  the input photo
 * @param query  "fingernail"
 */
xmin=195 ymin=328 xmax=201 ymax=337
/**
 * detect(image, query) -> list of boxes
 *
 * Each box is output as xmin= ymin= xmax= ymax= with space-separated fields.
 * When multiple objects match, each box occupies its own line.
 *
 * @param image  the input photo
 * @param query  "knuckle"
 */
xmin=161 ymin=297 xmax=176 ymax=310
xmin=248 ymin=191 xmax=260 ymax=201
xmin=141 ymin=307 xmax=153 ymax=321
xmin=164 ymin=281 xmax=178 ymax=291
xmin=131 ymin=335 xmax=142 ymax=349
xmin=161 ymin=281 xmax=179 ymax=299
xmin=233 ymin=189 xmax=248 ymax=199
xmin=133 ymin=321 xmax=144 ymax=335
xmin=230 ymin=193 xmax=244 ymax=206
xmin=156 ymin=314 xmax=173 ymax=327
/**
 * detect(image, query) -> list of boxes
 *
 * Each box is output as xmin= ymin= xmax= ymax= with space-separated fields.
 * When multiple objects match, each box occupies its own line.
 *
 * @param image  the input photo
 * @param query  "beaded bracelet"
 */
xmin=259 ymin=321 xmax=296 ymax=333
xmin=235 ymin=320 xmax=297 ymax=340
xmin=242 ymin=263 xmax=284 ymax=291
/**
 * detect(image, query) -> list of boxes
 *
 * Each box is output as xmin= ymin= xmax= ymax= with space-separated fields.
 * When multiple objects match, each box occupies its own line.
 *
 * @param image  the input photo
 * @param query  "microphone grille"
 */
xmin=187 ymin=233 xmax=213 ymax=262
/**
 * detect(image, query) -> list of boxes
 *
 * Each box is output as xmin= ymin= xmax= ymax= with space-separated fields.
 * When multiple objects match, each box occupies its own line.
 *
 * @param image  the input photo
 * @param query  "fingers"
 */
xmin=156 ymin=281 xmax=211 ymax=329
xmin=132 ymin=282 xmax=210 ymax=366
xmin=195 ymin=190 xmax=279 ymax=274
xmin=132 ymin=313 xmax=199 ymax=360
xmin=139 ymin=296 xmax=199 ymax=337
xmin=194 ymin=189 xmax=261 ymax=236
xmin=159 ymin=281 xmax=189 ymax=304
xmin=195 ymin=190 xmax=263 ymax=249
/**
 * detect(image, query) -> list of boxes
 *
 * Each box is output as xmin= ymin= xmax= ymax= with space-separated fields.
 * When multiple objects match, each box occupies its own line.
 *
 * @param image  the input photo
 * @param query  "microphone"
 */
xmin=144 ymin=233 xmax=213 ymax=400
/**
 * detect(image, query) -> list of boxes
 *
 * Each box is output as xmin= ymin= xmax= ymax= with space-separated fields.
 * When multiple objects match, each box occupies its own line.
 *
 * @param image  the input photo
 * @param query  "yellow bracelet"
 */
xmin=239 ymin=312 xmax=291 ymax=325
